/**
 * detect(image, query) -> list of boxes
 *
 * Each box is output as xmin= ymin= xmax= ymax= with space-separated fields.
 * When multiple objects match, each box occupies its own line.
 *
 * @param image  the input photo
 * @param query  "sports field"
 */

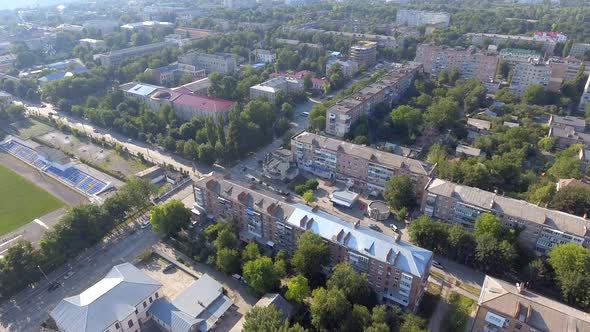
xmin=0 ymin=163 xmax=64 ymax=235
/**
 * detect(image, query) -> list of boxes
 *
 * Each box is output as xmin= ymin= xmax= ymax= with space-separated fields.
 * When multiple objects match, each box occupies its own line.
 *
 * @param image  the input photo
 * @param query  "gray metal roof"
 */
xmin=50 ymin=263 xmax=162 ymax=332
xmin=148 ymin=298 xmax=201 ymax=332
xmin=287 ymin=204 xmax=433 ymax=277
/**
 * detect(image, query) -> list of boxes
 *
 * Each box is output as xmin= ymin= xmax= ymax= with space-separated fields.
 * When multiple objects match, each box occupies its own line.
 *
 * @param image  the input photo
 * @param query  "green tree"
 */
xmin=216 ymin=248 xmax=241 ymax=274
xmin=242 ymin=242 xmax=260 ymax=262
xmin=303 ymin=190 xmax=315 ymax=204
xmin=149 ymin=200 xmax=191 ymax=236
xmin=548 ymin=243 xmax=590 ymax=307
xmin=400 ymin=314 xmax=428 ymax=332
xmin=523 ymin=85 xmax=548 ymax=105
xmin=474 ymin=213 xmax=502 ymax=239
xmin=498 ymin=60 xmax=510 ymax=80
xmin=390 ymin=105 xmax=423 ymax=142
xmin=342 ymin=304 xmax=372 ymax=332
xmin=327 ymin=263 xmax=375 ymax=307
xmin=383 ymin=176 xmax=416 ymax=211
xmin=548 ymin=146 xmax=584 ymax=179
xmin=550 ymin=185 xmax=590 ymax=217
xmin=292 ymin=231 xmax=330 ymax=279
xmin=310 ymin=287 xmax=352 ymax=332
xmin=476 ymin=234 xmax=517 ymax=274
xmin=538 ymin=136 xmax=558 ymax=152
xmin=304 ymin=74 xmax=313 ymax=91
xmin=408 ymin=216 xmax=448 ymax=253
xmin=424 ymin=97 xmax=460 ymax=130
xmin=216 ymin=228 xmax=238 ymax=251
xmin=198 ymin=143 xmax=216 ymax=165
xmin=243 ymin=256 xmax=280 ymax=294
xmin=243 ymin=304 xmax=283 ymax=332
xmin=286 ymin=274 xmax=311 ymax=303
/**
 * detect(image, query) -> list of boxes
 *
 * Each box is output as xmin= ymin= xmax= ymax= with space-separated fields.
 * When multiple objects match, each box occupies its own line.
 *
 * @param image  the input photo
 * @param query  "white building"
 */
xmin=395 ymin=9 xmax=450 ymax=27
xmin=78 ymin=38 xmax=105 ymax=50
xmin=579 ymin=75 xmax=590 ymax=113
xmin=178 ymin=51 xmax=238 ymax=74
xmin=223 ymin=0 xmax=257 ymax=9
xmin=250 ymin=77 xmax=303 ymax=104
xmin=509 ymin=58 xmax=551 ymax=96
xmin=326 ymin=58 xmax=359 ymax=78
xmin=254 ymin=49 xmax=276 ymax=63
xmin=50 ymin=263 xmax=162 ymax=332
xmin=120 ymin=21 xmax=174 ymax=31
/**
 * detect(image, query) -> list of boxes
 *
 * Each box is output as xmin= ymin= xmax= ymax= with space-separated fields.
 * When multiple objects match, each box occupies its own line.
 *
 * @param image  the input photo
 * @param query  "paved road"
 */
xmin=0 ymin=223 xmax=160 ymax=332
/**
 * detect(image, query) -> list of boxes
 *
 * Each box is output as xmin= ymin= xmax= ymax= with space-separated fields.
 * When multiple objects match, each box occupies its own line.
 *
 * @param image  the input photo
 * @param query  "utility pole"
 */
xmin=37 ymin=265 xmax=49 ymax=282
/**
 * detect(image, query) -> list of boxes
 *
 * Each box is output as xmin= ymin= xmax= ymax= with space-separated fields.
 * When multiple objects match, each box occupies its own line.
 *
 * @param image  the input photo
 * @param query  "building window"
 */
xmin=115 ymin=323 xmax=120 ymax=329
xmin=128 ymin=320 xmax=134 ymax=328
xmin=143 ymin=301 xmax=147 ymax=308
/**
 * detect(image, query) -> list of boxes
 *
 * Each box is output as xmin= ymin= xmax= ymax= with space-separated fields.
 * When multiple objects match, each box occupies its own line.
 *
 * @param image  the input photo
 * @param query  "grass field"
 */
xmin=0 ymin=163 xmax=64 ymax=235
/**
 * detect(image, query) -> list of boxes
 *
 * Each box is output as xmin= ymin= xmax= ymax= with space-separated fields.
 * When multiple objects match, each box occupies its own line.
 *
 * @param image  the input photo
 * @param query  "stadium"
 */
xmin=0 ymin=135 xmax=112 ymax=197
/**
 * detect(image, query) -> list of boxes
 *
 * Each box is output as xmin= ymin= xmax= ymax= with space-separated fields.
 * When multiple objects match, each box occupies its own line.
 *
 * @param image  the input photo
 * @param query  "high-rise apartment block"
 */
xmin=349 ymin=41 xmax=377 ymax=68
xmin=414 ymin=44 xmax=498 ymax=83
xmin=325 ymin=63 xmax=422 ymax=137
xmin=498 ymin=48 xmax=542 ymax=65
xmin=395 ymin=9 xmax=450 ymax=27
xmin=570 ymin=42 xmax=590 ymax=60
xmin=508 ymin=56 xmax=583 ymax=96
xmin=421 ymin=178 xmax=590 ymax=254
xmin=192 ymin=175 xmax=433 ymax=311
xmin=291 ymin=132 xmax=435 ymax=197
xmin=178 ymin=51 xmax=238 ymax=74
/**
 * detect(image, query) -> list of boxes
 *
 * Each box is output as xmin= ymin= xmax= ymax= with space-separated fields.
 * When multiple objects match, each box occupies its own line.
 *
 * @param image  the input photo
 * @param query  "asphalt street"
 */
xmin=0 ymin=226 xmax=160 ymax=332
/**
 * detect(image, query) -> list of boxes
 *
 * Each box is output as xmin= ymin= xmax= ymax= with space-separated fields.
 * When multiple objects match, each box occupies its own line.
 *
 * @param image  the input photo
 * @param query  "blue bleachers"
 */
xmin=1 ymin=140 xmax=107 ymax=196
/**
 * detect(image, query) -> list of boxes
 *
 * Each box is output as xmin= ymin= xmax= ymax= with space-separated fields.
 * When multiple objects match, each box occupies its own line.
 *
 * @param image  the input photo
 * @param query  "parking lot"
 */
xmin=138 ymin=255 xmax=197 ymax=299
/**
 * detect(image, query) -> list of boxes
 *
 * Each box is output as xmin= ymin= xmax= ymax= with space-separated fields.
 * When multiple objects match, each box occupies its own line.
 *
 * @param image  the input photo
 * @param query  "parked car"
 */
xmin=140 ymin=221 xmax=151 ymax=229
xmin=368 ymin=224 xmax=381 ymax=232
xmin=63 ymin=270 xmax=75 ymax=280
xmin=163 ymin=264 xmax=175 ymax=272
xmin=126 ymin=138 xmax=133 ymax=142
xmin=389 ymin=223 xmax=399 ymax=232
xmin=432 ymin=260 xmax=444 ymax=270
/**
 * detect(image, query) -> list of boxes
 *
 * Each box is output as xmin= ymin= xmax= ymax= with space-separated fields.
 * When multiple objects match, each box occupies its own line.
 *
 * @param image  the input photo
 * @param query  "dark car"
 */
xmin=47 ymin=282 xmax=60 ymax=292
xmin=163 ymin=264 xmax=175 ymax=272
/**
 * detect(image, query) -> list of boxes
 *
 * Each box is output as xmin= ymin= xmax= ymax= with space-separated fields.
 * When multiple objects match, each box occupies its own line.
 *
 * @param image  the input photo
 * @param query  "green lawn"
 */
xmin=441 ymin=292 xmax=477 ymax=332
xmin=0 ymin=164 xmax=64 ymax=235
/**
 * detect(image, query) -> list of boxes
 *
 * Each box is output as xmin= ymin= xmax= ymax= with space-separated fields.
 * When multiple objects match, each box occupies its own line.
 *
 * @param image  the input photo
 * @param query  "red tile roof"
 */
xmin=171 ymin=93 xmax=235 ymax=113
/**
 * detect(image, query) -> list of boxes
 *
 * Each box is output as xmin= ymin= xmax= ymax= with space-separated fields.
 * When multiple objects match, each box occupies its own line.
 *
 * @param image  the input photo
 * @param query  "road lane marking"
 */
xmin=34 ymin=219 xmax=49 ymax=229
xmin=0 ymin=234 xmax=23 ymax=247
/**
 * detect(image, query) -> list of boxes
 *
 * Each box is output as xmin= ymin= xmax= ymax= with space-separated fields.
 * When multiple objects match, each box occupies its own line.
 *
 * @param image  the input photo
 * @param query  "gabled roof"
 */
xmin=50 ymin=263 xmax=162 ymax=332
xmin=286 ymin=204 xmax=432 ymax=277
xmin=479 ymin=276 xmax=590 ymax=332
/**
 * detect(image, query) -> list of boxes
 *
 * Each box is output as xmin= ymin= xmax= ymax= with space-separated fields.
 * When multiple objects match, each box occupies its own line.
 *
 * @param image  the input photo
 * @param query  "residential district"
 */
xmin=1 ymin=0 xmax=590 ymax=332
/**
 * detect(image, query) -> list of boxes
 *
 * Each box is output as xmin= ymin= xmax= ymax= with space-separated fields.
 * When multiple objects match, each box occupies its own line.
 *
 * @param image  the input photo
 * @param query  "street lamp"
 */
xmin=37 ymin=265 xmax=49 ymax=282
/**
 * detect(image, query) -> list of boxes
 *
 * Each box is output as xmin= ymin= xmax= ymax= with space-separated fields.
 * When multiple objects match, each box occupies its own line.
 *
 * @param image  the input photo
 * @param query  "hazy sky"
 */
xmin=0 ymin=0 xmax=75 ymax=11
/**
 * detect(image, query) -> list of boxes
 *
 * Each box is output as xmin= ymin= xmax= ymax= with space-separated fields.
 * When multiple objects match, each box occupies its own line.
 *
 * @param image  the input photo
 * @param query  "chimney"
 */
xmin=354 ymin=220 xmax=360 ymax=228
xmin=516 ymin=282 xmax=523 ymax=294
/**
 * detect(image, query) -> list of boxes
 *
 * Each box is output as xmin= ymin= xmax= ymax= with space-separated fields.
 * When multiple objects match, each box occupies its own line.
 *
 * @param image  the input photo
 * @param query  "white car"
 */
xmin=63 ymin=271 xmax=76 ymax=280
xmin=389 ymin=223 xmax=399 ymax=232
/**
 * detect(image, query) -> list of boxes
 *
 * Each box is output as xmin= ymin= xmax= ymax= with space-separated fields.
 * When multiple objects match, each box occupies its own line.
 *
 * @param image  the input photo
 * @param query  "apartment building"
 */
xmin=223 ymin=0 xmax=257 ymax=9
xmin=325 ymin=63 xmax=422 ymax=137
xmin=471 ymin=276 xmax=590 ymax=332
xmin=579 ymin=75 xmax=590 ymax=113
xmin=120 ymin=21 xmax=173 ymax=31
xmin=467 ymin=33 xmax=557 ymax=55
xmin=414 ymin=44 xmax=498 ymax=83
xmin=94 ymin=41 xmax=175 ymax=66
xmin=192 ymin=175 xmax=433 ymax=311
xmin=144 ymin=62 xmax=206 ymax=86
xmin=350 ymin=41 xmax=378 ymax=68
xmin=498 ymin=48 xmax=541 ymax=65
xmin=291 ymin=132 xmax=434 ymax=197
xmin=249 ymin=77 xmax=303 ymax=104
xmin=51 ymin=263 xmax=162 ymax=332
xmin=178 ymin=51 xmax=238 ymax=74
xmin=533 ymin=31 xmax=568 ymax=43
xmin=0 ymin=91 xmax=13 ymax=108
xmin=254 ymin=49 xmax=276 ymax=63
xmin=326 ymin=58 xmax=359 ymax=78
xmin=547 ymin=56 xmax=583 ymax=91
xmin=508 ymin=58 xmax=551 ymax=96
xmin=570 ymin=42 xmax=590 ymax=60
xmin=78 ymin=38 xmax=105 ymax=50
xmin=395 ymin=9 xmax=451 ymax=27
xmin=548 ymin=114 xmax=590 ymax=150
xmin=421 ymin=178 xmax=590 ymax=254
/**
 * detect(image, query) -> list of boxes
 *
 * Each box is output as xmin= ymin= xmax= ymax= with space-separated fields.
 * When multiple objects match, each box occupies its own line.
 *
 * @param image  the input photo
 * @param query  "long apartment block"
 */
xmin=93 ymin=41 xmax=176 ymax=66
xmin=414 ymin=44 xmax=498 ymax=83
xmin=192 ymin=174 xmax=433 ymax=311
xmin=421 ymin=178 xmax=590 ymax=254
xmin=325 ymin=63 xmax=422 ymax=137
xmin=291 ymin=132 xmax=435 ymax=197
